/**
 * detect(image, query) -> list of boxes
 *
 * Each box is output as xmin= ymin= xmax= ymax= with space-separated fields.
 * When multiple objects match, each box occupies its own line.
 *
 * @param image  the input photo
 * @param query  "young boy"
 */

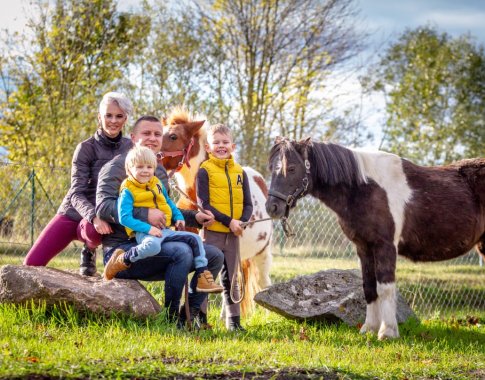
xmin=103 ymin=144 xmax=223 ymax=294
xmin=196 ymin=123 xmax=253 ymax=331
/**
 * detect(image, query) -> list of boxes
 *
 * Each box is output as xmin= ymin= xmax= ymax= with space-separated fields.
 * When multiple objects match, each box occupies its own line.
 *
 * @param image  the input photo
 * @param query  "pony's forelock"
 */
xmin=165 ymin=105 xmax=192 ymax=125
xmin=269 ymin=138 xmax=293 ymax=176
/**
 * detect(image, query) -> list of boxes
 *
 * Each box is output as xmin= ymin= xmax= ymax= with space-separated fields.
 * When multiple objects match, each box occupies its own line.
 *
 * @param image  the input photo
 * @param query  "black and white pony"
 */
xmin=266 ymin=136 xmax=485 ymax=339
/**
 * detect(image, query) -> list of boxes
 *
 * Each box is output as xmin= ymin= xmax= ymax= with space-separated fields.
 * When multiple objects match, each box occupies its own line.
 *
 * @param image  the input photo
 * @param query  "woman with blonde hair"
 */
xmin=24 ymin=92 xmax=133 ymax=276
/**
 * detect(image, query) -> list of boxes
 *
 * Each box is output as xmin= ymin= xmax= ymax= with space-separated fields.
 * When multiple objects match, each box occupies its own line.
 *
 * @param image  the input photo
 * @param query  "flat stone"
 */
xmin=254 ymin=269 xmax=416 ymax=326
xmin=0 ymin=264 xmax=161 ymax=318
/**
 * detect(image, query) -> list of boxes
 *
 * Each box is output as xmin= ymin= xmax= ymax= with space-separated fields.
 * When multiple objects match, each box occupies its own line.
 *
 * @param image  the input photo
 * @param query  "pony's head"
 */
xmin=266 ymin=136 xmax=313 ymax=219
xmin=160 ymin=105 xmax=205 ymax=171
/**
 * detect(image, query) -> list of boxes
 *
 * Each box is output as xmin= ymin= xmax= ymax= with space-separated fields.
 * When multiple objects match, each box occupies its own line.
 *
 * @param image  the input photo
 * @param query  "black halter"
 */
xmin=268 ymin=146 xmax=311 ymax=236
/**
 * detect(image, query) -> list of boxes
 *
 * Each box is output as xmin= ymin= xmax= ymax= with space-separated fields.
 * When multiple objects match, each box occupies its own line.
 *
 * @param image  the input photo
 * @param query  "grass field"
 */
xmin=1 ymin=252 xmax=484 ymax=379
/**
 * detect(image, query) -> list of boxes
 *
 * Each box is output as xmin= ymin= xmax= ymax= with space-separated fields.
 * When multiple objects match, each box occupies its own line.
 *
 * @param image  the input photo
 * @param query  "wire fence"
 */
xmin=0 ymin=162 xmax=484 ymax=317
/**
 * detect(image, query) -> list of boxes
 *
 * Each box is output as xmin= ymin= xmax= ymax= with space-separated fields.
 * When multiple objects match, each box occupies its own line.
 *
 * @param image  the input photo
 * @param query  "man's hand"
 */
xmin=229 ymin=219 xmax=243 ymax=236
xmin=195 ymin=209 xmax=215 ymax=228
xmin=93 ymin=216 xmax=113 ymax=235
xmin=148 ymin=209 xmax=166 ymax=229
xmin=148 ymin=226 xmax=163 ymax=237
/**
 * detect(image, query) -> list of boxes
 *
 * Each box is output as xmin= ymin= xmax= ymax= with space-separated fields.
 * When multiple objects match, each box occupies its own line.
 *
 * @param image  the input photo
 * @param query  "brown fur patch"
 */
xmin=253 ymin=175 xmax=268 ymax=198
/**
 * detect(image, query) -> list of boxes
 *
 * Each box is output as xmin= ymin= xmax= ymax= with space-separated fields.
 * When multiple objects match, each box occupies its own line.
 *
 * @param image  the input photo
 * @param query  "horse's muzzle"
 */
xmin=265 ymin=197 xmax=285 ymax=218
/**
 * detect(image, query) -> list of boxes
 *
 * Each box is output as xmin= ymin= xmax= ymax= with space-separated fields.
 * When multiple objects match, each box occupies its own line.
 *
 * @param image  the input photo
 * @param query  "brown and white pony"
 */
xmin=159 ymin=108 xmax=273 ymax=315
xmin=266 ymin=136 xmax=485 ymax=339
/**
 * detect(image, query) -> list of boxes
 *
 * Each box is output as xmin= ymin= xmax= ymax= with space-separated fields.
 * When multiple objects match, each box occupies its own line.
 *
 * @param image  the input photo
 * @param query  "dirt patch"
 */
xmin=5 ymin=369 xmax=342 ymax=380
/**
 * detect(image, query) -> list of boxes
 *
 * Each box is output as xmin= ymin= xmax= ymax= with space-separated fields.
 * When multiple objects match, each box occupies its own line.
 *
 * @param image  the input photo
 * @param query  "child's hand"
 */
xmin=175 ymin=220 xmax=185 ymax=231
xmin=148 ymin=226 xmax=163 ymax=237
xmin=229 ymin=219 xmax=243 ymax=236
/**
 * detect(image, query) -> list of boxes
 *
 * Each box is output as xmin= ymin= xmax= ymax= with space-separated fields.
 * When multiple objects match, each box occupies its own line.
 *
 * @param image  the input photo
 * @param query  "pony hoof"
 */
xmin=359 ymin=323 xmax=379 ymax=334
xmin=377 ymin=325 xmax=399 ymax=340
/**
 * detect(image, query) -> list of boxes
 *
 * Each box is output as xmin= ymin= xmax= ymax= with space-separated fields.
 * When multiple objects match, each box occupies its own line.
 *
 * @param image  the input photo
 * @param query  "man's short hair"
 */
xmin=132 ymin=115 xmax=161 ymax=133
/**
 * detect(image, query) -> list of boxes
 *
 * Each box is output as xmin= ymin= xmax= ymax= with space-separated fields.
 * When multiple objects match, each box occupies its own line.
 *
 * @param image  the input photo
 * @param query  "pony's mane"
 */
xmin=311 ymin=142 xmax=366 ymax=186
xmin=269 ymin=138 xmax=365 ymax=186
xmin=165 ymin=105 xmax=192 ymax=125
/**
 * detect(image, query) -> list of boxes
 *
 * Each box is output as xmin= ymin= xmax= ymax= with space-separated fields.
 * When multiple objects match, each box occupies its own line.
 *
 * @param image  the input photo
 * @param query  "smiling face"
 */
xmin=131 ymin=120 xmax=163 ymax=153
xmin=205 ymin=131 xmax=235 ymax=159
xmin=98 ymin=102 xmax=127 ymax=138
xmin=128 ymin=162 xmax=156 ymax=184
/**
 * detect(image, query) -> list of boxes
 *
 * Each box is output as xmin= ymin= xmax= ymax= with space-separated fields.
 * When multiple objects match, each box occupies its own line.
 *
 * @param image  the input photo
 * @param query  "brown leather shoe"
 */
xmin=196 ymin=270 xmax=224 ymax=293
xmin=103 ymin=249 xmax=130 ymax=280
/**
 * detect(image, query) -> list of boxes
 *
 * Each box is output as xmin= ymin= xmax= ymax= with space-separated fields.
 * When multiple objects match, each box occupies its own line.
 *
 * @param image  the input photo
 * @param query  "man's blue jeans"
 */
xmin=103 ymin=240 xmax=223 ymax=318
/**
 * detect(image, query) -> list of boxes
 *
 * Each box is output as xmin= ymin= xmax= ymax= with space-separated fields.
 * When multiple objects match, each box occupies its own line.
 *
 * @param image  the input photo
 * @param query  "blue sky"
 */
xmin=358 ymin=0 xmax=485 ymax=47
xmin=2 ymin=0 xmax=484 ymax=45
xmin=1 ymin=0 xmax=484 ymax=148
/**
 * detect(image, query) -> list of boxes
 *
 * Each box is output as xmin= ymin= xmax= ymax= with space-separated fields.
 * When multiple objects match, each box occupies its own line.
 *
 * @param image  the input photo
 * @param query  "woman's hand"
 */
xmin=229 ymin=219 xmax=243 ymax=236
xmin=93 ymin=216 xmax=113 ymax=235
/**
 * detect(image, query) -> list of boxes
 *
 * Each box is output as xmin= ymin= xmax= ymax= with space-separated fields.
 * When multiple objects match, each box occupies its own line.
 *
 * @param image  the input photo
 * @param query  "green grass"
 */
xmin=1 ymin=253 xmax=484 ymax=379
xmin=0 ymin=303 xmax=484 ymax=379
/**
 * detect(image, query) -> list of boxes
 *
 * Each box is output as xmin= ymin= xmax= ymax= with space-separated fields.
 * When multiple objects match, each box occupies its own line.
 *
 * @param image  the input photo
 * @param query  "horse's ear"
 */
xmin=161 ymin=117 xmax=168 ymax=126
xmin=274 ymin=136 xmax=284 ymax=144
xmin=302 ymin=136 xmax=312 ymax=145
xmin=185 ymin=120 xmax=205 ymax=134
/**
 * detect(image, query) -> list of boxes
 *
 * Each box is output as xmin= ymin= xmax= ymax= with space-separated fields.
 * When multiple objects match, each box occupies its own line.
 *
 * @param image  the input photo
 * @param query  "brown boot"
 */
xmin=196 ymin=270 xmax=224 ymax=293
xmin=103 ymin=249 xmax=130 ymax=280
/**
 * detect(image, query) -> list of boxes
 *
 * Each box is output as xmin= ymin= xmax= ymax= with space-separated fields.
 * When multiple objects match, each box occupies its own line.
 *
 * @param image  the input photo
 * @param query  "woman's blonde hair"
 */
xmin=125 ymin=144 xmax=157 ymax=174
xmin=99 ymin=91 xmax=133 ymax=117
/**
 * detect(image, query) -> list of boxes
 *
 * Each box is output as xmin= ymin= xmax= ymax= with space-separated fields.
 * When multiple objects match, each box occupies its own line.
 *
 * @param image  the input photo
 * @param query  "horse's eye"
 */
xmin=288 ymin=165 xmax=296 ymax=173
xmin=169 ymin=134 xmax=177 ymax=141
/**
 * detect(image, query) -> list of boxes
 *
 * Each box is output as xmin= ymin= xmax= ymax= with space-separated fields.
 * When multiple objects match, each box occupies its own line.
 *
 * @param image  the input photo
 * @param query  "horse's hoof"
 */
xmin=377 ymin=324 xmax=399 ymax=340
xmin=359 ymin=323 xmax=379 ymax=334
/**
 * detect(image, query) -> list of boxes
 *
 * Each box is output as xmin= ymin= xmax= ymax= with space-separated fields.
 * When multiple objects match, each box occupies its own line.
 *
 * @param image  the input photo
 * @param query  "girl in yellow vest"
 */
xmin=103 ymin=144 xmax=223 ymax=294
xmin=196 ymin=124 xmax=253 ymax=331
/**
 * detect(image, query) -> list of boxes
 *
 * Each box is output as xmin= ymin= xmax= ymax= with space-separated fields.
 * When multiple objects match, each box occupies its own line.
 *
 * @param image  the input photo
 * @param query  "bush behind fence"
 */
xmin=0 ymin=162 xmax=483 ymax=317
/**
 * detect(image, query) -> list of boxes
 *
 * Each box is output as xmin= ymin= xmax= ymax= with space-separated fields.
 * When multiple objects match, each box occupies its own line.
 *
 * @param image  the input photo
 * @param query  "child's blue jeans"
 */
xmin=131 ymin=229 xmax=208 ymax=269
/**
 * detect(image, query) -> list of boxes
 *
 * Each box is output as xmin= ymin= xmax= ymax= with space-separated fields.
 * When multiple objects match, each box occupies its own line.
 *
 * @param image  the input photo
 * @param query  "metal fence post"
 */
xmin=31 ymin=168 xmax=35 ymax=247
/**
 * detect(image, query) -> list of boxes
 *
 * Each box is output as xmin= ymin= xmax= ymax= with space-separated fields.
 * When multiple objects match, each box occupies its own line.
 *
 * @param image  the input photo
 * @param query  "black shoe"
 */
xmin=227 ymin=316 xmax=246 ymax=332
xmin=178 ymin=305 xmax=201 ymax=330
xmin=79 ymin=246 xmax=97 ymax=276
xmin=198 ymin=310 xmax=213 ymax=330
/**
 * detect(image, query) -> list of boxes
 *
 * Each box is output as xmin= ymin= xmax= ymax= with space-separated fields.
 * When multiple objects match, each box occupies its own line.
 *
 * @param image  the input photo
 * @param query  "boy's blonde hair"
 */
xmin=125 ymin=144 xmax=157 ymax=174
xmin=207 ymin=123 xmax=233 ymax=141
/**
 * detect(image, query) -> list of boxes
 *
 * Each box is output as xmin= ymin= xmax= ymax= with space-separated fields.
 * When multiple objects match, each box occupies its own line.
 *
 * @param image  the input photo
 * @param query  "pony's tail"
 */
xmin=240 ymin=258 xmax=260 ymax=317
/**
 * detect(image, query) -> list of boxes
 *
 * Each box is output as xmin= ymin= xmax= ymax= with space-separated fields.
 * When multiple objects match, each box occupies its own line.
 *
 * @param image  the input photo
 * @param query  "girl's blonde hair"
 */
xmin=125 ymin=144 xmax=157 ymax=174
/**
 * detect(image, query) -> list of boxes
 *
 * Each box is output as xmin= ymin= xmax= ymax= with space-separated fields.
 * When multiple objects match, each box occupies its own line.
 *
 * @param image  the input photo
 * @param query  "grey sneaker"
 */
xmin=79 ymin=246 xmax=97 ymax=276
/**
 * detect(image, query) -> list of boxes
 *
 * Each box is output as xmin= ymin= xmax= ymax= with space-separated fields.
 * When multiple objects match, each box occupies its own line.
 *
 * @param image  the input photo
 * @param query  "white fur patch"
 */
xmin=360 ymin=300 xmax=380 ymax=334
xmin=351 ymin=148 xmax=413 ymax=246
xmin=376 ymin=281 xmax=398 ymax=338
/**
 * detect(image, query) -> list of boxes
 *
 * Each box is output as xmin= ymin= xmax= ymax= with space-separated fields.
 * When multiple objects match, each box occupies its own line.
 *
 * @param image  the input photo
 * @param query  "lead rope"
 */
xmin=169 ymin=179 xmax=247 ymax=304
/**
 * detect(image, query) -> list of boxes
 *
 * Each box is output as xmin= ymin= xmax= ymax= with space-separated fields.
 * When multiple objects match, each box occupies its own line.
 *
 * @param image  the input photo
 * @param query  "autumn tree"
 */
xmin=0 ymin=0 xmax=150 ymax=168
xmin=363 ymin=26 xmax=485 ymax=164
xmin=193 ymin=0 xmax=363 ymax=173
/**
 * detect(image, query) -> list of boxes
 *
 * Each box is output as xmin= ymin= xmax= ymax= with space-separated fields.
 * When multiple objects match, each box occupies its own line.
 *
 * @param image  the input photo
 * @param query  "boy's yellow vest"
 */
xmin=200 ymin=154 xmax=244 ymax=233
xmin=120 ymin=176 xmax=173 ymax=236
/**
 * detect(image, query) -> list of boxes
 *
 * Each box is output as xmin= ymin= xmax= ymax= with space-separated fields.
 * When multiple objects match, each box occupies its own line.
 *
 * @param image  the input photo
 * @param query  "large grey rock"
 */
xmin=0 ymin=264 xmax=161 ymax=318
xmin=254 ymin=269 xmax=416 ymax=326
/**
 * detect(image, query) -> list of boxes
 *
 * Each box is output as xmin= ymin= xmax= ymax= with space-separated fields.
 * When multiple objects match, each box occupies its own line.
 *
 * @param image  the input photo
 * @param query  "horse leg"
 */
xmin=476 ymin=233 xmax=485 ymax=261
xmin=358 ymin=247 xmax=380 ymax=335
xmin=374 ymin=241 xmax=399 ymax=340
xmin=251 ymin=244 xmax=273 ymax=289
